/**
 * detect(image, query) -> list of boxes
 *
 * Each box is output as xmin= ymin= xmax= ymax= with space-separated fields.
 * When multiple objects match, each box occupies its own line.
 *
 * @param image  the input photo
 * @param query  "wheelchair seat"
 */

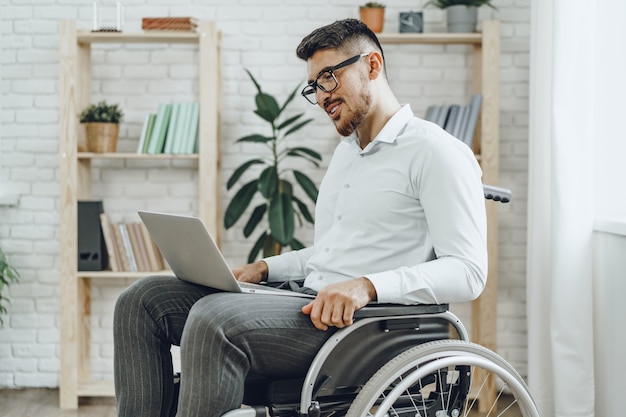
xmin=240 ymin=304 xmax=458 ymax=416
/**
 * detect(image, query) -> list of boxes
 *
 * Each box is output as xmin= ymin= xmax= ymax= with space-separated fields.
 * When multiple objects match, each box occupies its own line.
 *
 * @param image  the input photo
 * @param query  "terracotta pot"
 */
xmin=84 ymin=122 xmax=119 ymax=153
xmin=359 ymin=7 xmax=385 ymax=33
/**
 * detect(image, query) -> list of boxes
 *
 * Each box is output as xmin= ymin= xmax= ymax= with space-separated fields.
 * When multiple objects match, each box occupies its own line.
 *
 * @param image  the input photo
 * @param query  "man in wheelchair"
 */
xmin=113 ymin=18 xmax=489 ymax=417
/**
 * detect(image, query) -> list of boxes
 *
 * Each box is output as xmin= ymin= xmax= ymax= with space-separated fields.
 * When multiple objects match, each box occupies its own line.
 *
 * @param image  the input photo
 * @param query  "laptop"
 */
xmin=138 ymin=211 xmax=315 ymax=298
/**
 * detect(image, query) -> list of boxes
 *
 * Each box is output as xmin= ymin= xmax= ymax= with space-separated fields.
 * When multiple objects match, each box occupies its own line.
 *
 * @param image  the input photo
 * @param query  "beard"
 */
xmin=333 ymin=75 xmax=372 ymax=137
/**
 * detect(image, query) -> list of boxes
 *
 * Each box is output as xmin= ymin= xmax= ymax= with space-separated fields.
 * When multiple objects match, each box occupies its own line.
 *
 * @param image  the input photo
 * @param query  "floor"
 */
xmin=0 ymin=388 xmax=523 ymax=417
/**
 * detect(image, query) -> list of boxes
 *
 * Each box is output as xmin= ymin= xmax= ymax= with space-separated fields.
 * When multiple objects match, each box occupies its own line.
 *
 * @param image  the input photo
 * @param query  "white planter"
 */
xmin=446 ymin=5 xmax=478 ymax=33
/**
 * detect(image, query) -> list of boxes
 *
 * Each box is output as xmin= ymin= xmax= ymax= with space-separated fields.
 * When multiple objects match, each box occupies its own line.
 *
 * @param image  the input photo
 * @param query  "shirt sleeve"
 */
xmin=366 ymin=137 xmax=488 ymax=305
xmin=262 ymin=246 xmax=315 ymax=282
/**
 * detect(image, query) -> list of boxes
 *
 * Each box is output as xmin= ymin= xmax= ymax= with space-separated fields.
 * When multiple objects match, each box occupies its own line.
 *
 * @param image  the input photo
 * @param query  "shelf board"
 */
xmin=377 ymin=32 xmax=482 ymax=45
xmin=77 ymin=152 xmax=199 ymax=160
xmin=77 ymin=270 xmax=171 ymax=279
xmin=77 ymin=30 xmax=199 ymax=44
xmin=77 ymin=379 xmax=114 ymax=397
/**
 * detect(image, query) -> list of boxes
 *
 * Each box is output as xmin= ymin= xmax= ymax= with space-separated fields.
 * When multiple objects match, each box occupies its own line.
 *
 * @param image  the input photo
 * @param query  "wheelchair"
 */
xmin=217 ymin=186 xmax=538 ymax=417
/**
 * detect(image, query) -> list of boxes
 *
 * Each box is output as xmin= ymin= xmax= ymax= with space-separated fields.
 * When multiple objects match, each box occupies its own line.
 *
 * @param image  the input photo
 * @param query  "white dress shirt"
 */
xmin=263 ymin=105 xmax=487 ymax=305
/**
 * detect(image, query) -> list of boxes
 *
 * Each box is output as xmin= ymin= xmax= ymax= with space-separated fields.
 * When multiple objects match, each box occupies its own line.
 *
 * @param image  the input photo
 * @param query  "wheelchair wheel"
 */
xmin=346 ymin=340 xmax=539 ymax=417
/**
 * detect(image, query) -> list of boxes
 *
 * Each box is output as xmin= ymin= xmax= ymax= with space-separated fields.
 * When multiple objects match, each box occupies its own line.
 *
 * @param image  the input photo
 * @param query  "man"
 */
xmin=114 ymin=18 xmax=487 ymax=417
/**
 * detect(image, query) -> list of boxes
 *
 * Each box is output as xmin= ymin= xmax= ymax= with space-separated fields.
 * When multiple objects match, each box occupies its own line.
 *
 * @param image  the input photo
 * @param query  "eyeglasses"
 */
xmin=301 ymin=53 xmax=369 ymax=105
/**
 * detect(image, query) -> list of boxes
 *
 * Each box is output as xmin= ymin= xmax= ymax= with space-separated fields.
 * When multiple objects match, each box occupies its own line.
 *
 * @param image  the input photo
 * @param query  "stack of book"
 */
xmin=100 ymin=214 xmax=166 ymax=272
xmin=142 ymin=17 xmax=198 ymax=32
xmin=424 ymin=94 xmax=482 ymax=149
xmin=137 ymin=101 xmax=200 ymax=154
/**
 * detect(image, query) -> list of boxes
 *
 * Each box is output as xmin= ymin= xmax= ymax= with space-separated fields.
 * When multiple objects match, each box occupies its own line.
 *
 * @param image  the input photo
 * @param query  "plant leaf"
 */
xmin=245 ymin=69 xmax=263 ymax=94
xmin=224 ymin=180 xmax=259 ymax=229
xmin=244 ymin=204 xmax=267 ymax=238
xmin=293 ymin=196 xmax=314 ymax=224
xmin=258 ymin=166 xmax=278 ymax=198
xmin=226 ymin=159 xmax=264 ymax=190
xmin=284 ymin=118 xmax=314 ymax=137
xmin=247 ymin=231 xmax=268 ymax=263
xmin=276 ymin=113 xmax=304 ymax=131
xmin=235 ymin=134 xmax=274 ymax=144
xmin=293 ymin=170 xmax=319 ymax=203
xmin=288 ymin=147 xmax=322 ymax=161
xmin=255 ymin=92 xmax=280 ymax=122
xmin=290 ymin=237 xmax=305 ymax=251
xmin=280 ymin=82 xmax=301 ymax=114
xmin=268 ymin=191 xmax=295 ymax=245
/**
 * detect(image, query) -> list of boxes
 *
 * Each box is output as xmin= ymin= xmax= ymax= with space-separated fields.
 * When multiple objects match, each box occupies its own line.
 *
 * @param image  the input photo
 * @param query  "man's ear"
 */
xmin=367 ymin=51 xmax=384 ymax=80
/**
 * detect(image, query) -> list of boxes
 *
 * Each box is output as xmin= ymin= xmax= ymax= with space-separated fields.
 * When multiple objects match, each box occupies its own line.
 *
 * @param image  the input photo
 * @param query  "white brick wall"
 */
xmin=0 ymin=0 xmax=530 ymax=388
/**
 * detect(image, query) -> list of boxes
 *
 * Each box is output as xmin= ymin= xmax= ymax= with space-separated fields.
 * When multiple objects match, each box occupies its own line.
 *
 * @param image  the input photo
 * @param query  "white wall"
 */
xmin=0 ymin=0 xmax=531 ymax=388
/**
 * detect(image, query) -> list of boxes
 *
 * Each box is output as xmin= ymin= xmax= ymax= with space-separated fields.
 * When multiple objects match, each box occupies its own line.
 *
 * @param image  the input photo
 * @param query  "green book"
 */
xmin=137 ymin=114 xmax=156 ymax=154
xmin=172 ymin=102 xmax=190 ymax=154
xmin=163 ymin=103 xmax=181 ymax=154
xmin=147 ymin=103 xmax=173 ymax=154
xmin=184 ymin=102 xmax=200 ymax=154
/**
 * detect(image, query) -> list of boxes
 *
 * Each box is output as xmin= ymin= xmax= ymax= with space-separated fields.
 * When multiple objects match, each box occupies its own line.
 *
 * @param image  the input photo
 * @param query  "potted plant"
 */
xmin=359 ymin=2 xmax=386 ymax=33
xmin=224 ymin=70 xmax=321 ymax=262
xmin=424 ymin=0 xmax=497 ymax=33
xmin=79 ymin=100 xmax=124 ymax=153
xmin=0 ymin=245 xmax=20 ymax=326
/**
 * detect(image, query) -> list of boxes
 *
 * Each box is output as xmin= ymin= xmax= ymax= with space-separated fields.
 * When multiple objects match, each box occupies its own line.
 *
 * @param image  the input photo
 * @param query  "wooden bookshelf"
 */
xmin=58 ymin=19 xmax=221 ymax=409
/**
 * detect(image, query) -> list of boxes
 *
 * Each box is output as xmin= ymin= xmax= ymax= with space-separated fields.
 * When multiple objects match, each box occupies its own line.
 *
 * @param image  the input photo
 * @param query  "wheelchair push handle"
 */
xmin=483 ymin=184 xmax=511 ymax=203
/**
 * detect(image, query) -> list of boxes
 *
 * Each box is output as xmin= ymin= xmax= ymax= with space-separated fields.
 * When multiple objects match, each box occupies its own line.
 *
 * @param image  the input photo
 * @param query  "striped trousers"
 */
xmin=113 ymin=275 xmax=333 ymax=417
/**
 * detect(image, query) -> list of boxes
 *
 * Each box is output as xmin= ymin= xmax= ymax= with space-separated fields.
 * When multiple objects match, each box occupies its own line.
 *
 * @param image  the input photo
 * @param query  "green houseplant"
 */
xmin=224 ymin=70 xmax=321 ymax=262
xmin=359 ymin=2 xmax=386 ymax=33
xmin=424 ymin=0 xmax=497 ymax=32
xmin=79 ymin=100 xmax=124 ymax=153
xmin=0 ymin=245 xmax=20 ymax=326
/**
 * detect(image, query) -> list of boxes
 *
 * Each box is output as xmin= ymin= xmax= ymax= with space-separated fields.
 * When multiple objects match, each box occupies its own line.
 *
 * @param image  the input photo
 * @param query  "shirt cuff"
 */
xmin=365 ymin=270 xmax=402 ymax=304
xmin=262 ymin=255 xmax=289 ymax=282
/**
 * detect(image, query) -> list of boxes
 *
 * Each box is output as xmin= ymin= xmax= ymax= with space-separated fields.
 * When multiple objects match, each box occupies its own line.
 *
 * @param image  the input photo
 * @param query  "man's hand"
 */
xmin=302 ymin=277 xmax=377 ymax=331
xmin=232 ymin=261 xmax=268 ymax=284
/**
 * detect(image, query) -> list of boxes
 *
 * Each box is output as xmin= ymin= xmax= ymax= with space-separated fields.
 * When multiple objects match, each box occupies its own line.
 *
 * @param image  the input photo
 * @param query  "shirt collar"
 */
xmin=343 ymin=104 xmax=414 ymax=151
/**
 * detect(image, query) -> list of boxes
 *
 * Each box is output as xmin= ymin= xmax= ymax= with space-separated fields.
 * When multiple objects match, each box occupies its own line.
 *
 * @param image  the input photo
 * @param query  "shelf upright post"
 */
xmin=470 ymin=19 xmax=500 ymax=413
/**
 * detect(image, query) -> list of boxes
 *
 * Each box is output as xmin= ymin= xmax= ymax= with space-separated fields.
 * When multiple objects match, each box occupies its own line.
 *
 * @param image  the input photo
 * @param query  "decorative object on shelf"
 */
xmin=0 ymin=245 xmax=20 ymax=327
xmin=92 ymin=0 xmax=123 ymax=32
xmin=399 ymin=11 xmax=423 ymax=33
xmin=359 ymin=2 xmax=386 ymax=33
xmin=79 ymin=101 xmax=124 ymax=153
xmin=142 ymin=17 xmax=198 ymax=32
xmin=424 ymin=0 xmax=496 ymax=33
xmin=224 ymin=70 xmax=321 ymax=262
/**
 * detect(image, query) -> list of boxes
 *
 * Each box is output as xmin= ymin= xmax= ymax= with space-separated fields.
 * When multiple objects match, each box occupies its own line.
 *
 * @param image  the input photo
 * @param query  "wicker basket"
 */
xmin=85 ymin=122 xmax=119 ymax=153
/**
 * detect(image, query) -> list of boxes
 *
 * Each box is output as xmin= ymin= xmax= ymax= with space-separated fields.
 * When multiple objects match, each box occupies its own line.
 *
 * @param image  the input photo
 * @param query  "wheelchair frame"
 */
xmin=220 ymin=185 xmax=538 ymax=417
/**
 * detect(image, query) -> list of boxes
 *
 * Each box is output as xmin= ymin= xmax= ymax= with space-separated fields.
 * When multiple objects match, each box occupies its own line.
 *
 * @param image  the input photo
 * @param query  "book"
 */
xmin=444 ymin=104 xmax=460 ymax=134
xmin=424 ymin=105 xmax=438 ymax=123
xmin=163 ymin=103 xmax=181 ymax=154
xmin=137 ymin=113 xmax=156 ymax=154
xmin=172 ymin=102 xmax=191 ymax=154
xmin=146 ymin=103 xmax=173 ymax=154
xmin=434 ymin=105 xmax=449 ymax=128
xmin=182 ymin=101 xmax=200 ymax=154
xmin=127 ymin=222 xmax=147 ymax=271
xmin=118 ymin=223 xmax=138 ymax=272
xmin=461 ymin=94 xmax=482 ymax=148
xmin=451 ymin=105 xmax=468 ymax=138
xmin=99 ymin=213 xmax=121 ymax=272
xmin=112 ymin=223 xmax=130 ymax=272
xmin=139 ymin=222 xmax=164 ymax=271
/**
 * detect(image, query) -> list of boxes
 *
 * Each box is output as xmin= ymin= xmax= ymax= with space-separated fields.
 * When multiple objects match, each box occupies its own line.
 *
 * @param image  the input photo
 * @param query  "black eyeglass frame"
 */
xmin=301 ymin=53 xmax=369 ymax=105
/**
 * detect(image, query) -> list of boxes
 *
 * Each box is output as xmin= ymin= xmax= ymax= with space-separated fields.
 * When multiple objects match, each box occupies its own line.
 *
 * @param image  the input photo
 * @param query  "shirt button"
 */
xmin=324 ymin=248 xmax=330 ymax=252
xmin=318 ymin=276 xmax=323 ymax=280
xmin=344 ymin=184 xmax=350 ymax=188
xmin=337 ymin=215 xmax=342 ymax=220
xmin=359 ymin=154 xmax=364 ymax=158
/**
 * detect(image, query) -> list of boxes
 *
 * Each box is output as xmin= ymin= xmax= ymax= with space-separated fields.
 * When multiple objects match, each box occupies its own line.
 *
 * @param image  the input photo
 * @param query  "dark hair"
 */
xmin=296 ymin=18 xmax=385 ymax=65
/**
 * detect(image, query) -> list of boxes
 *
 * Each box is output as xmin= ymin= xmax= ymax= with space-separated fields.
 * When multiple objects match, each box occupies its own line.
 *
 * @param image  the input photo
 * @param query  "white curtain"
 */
xmin=527 ymin=0 xmax=596 ymax=416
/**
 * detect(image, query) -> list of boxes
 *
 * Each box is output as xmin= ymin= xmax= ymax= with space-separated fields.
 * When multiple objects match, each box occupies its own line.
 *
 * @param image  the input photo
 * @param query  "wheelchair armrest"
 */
xmin=354 ymin=303 xmax=449 ymax=319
